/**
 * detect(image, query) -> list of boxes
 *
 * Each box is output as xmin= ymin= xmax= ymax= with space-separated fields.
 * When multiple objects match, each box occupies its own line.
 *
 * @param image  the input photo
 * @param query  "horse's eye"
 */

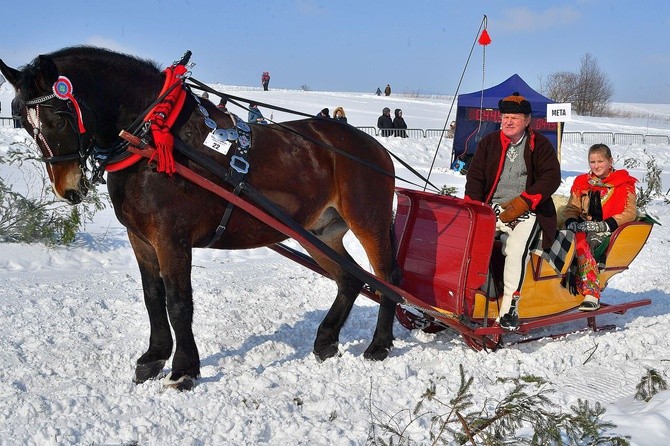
xmin=56 ymin=114 xmax=68 ymax=130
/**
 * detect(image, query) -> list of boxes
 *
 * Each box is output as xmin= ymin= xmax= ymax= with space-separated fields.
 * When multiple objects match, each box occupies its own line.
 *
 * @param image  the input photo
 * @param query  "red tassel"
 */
xmin=144 ymin=64 xmax=188 ymax=175
xmin=478 ymin=29 xmax=491 ymax=46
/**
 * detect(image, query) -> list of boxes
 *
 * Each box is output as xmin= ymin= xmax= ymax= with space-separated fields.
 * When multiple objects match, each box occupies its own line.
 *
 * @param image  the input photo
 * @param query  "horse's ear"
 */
xmin=33 ymin=55 xmax=59 ymax=91
xmin=0 ymin=59 xmax=22 ymax=88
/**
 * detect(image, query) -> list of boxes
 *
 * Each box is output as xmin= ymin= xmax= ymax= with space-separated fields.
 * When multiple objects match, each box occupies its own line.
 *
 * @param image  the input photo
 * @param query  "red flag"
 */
xmin=478 ymin=29 xmax=491 ymax=46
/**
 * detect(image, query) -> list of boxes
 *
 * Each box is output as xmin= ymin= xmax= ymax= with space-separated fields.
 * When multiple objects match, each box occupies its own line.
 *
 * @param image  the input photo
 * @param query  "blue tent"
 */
xmin=451 ymin=74 xmax=558 ymax=168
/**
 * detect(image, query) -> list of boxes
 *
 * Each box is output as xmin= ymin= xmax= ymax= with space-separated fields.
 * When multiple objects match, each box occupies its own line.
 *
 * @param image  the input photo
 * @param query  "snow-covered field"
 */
xmin=2 ymin=81 xmax=670 ymax=445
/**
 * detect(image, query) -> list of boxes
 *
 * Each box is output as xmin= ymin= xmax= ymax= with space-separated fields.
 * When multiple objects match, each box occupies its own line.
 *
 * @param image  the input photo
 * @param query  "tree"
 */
xmin=544 ymin=53 xmax=614 ymax=116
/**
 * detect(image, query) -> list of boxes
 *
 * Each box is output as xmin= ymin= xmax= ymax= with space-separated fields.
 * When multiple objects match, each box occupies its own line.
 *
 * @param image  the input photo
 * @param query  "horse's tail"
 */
xmin=389 ymin=215 xmax=402 ymax=287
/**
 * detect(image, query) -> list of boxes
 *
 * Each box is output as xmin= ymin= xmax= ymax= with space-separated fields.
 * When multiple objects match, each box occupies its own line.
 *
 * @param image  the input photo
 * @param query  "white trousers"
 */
xmin=494 ymin=211 xmax=540 ymax=316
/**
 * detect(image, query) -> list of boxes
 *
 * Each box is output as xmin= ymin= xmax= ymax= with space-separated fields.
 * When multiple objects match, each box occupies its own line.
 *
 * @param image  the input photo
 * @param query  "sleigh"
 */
xmin=392 ymin=188 xmax=653 ymax=350
xmin=5 ymin=47 xmax=656 ymax=389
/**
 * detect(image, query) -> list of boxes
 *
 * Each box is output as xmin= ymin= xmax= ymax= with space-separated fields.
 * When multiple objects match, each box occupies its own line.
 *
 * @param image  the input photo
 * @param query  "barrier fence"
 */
xmin=1 ymin=116 xmax=668 ymax=145
xmin=354 ymin=128 xmax=670 ymax=145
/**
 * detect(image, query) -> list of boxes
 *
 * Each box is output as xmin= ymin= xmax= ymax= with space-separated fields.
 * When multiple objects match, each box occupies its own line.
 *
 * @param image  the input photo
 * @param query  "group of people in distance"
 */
xmin=376 ymin=107 xmax=408 ymax=137
xmin=464 ymin=92 xmax=638 ymax=330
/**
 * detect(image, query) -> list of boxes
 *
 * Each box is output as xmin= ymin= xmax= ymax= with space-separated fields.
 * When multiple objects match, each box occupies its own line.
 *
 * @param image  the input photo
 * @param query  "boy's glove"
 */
xmin=499 ymin=196 xmax=530 ymax=223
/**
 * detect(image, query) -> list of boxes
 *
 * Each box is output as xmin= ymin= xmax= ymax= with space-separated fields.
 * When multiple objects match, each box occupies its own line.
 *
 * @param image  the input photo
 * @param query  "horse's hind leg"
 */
xmin=348 ymin=218 xmax=399 ymax=361
xmin=128 ymin=232 xmax=173 ymax=383
xmin=304 ymin=219 xmax=364 ymax=361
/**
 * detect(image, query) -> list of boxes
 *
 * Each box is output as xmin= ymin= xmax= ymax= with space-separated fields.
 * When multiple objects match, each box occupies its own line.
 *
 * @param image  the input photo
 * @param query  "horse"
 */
xmin=0 ymin=46 xmax=399 ymax=390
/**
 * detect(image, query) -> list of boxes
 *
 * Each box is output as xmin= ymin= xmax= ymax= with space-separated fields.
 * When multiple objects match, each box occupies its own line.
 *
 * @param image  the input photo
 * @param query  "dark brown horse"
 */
xmin=0 ymin=47 xmax=399 ymax=389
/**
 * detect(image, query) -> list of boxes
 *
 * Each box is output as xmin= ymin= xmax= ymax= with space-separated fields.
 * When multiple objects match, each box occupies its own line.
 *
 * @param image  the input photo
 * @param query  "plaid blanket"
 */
xmin=539 ymin=229 xmax=575 ymax=276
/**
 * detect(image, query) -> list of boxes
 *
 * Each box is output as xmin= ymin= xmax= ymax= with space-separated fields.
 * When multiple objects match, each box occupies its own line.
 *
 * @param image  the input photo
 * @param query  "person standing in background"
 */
xmin=11 ymin=95 xmax=23 ymax=128
xmin=392 ymin=109 xmax=408 ymax=137
xmin=333 ymin=106 xmax=347 ymax=123
xmin=262 ymin=72 xmax=270 ymax=91
xmin=384 ymin=84 xmax=391 ymax=96
xmin=377 ymin=107 xmax=393 ymax=137
xmin=316 ymin=108 xmax=330 ymax=118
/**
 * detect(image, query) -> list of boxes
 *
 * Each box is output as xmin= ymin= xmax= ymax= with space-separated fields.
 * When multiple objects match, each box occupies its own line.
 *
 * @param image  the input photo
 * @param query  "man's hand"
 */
xmin=499 ymin=196 xmax=530 ymax=223
xmin=576 ymin=220 xmax=609 ymax=233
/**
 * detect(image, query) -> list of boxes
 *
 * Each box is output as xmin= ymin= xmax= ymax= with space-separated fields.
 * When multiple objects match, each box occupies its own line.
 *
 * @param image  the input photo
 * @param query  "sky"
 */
xmin=1 ymin=1 xmax=669 ymax=103
xmin=2 ymin=87 xmax=670 ymax=444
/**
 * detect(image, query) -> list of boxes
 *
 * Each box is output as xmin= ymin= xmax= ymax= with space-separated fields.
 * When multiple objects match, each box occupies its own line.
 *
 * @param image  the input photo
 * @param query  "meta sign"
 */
xmin=546 ymin=103 xmax=572 ymax=122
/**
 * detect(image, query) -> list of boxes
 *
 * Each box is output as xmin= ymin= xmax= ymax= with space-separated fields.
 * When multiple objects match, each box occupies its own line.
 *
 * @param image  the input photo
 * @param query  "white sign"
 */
xmin=546 ymin=103 xmax=572 ymax=122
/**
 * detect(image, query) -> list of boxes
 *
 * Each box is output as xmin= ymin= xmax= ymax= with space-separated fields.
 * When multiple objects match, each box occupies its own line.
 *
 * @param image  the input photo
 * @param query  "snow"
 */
xmin=2 ymin=83 xmax=670 ymax=445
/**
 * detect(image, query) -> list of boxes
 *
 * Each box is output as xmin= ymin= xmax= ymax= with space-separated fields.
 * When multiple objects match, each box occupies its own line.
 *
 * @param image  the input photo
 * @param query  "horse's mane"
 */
xmin=38 ymin=45 xmax=161 ymax=75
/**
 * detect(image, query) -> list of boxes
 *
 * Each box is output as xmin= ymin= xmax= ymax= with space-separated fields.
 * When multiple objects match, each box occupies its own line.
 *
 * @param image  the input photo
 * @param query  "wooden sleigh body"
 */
xmin=393 ymin=188 xmax=653 ymax=350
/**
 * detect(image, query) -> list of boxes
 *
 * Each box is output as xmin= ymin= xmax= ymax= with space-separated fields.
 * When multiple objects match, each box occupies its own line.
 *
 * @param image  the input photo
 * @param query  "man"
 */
xmin=11 ymin=95 xmax=23 ymax=128
xmin=377 ymin=107 xmax=393 ymax=137
xmin=464 ymin=92 xmax=561 ymax=330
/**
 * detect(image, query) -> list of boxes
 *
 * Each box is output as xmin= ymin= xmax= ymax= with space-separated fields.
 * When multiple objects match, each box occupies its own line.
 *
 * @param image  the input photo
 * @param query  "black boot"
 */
xmin=499 ymin=293 xmax=520 ymax=331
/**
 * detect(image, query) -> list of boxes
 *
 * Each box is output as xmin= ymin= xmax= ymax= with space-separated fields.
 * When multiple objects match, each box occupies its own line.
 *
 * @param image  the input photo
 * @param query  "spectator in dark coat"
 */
xmin=316 ymin=108 xmax=330 ymax=118
xmin=392 ymin=109 xmax=408 ymax=138
xmin=384 ymin=84 xmax=391 ymax=96
xmin=377 ymin=107 xmax=393 ymax=137
xmin=333 ymin=106 xmax=347 ymax=123
xmin=11 ymin=95 xmax=23 ymax=128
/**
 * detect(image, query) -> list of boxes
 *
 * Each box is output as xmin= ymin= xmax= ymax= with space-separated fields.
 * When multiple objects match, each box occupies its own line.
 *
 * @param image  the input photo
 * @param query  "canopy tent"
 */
xmin=451 ymin=74 xmax=559 ymax=169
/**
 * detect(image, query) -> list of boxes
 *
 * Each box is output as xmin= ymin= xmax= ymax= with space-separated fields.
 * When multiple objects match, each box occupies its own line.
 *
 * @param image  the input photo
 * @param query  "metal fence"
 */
xmin=1 ymin=115 xmax=667 ymax=146
xmin=0 ymin=117 xmax=17 ymax=127
xmin=562 ymin=131 xmax=670 ymax=145
xmin=359 ymin=128 xmax=670 ymax=145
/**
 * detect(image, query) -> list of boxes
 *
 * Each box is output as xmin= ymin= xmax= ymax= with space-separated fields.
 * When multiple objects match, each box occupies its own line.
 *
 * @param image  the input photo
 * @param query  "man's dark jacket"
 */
xmin=464 ymin=128 xmax=561 ymax=249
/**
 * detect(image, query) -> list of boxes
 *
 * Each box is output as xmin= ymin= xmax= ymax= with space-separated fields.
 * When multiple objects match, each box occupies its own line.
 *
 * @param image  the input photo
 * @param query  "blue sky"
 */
xmin=1 ymin=0 xmax=669 ymax=103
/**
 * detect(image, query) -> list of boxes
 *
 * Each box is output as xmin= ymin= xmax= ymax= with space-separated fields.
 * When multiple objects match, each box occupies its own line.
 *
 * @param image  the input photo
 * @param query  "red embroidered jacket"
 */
xmin=564 ymin=169 xmax=637 ymax=231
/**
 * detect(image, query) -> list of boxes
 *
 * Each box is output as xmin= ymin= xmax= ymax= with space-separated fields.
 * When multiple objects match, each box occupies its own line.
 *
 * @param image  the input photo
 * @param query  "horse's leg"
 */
xmin=307 ymin=240 xmax=364 ymax=361
xmin=300 ymin=213 xmax=365 ymax=360
xmin=148 ymin=240 xmax=200 ymax=390
xmin=345 ymin=211 xmax=399 ymax=361
xmin=127 ymin=232 xmax=173 ymax=383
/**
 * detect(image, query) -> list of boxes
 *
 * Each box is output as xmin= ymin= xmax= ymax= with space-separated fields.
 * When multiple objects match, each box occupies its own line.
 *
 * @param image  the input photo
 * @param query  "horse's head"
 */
xmin=2 ymin=47 xmax=238 ymax=204
xmin=0 ymin=54 xmax=92 ymax=204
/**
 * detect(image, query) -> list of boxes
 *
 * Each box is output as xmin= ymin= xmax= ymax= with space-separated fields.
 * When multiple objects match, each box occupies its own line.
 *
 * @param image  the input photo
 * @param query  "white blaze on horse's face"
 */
xmin=26 ymin=105 xmax=85 ymax=204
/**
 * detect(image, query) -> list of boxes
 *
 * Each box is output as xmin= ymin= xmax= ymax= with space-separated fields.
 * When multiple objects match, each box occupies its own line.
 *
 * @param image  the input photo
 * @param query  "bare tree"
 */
xmin=544 ymin=71 xmax=579 ymax=103
xmin=543 ymin=53 xmax=614 ymax=116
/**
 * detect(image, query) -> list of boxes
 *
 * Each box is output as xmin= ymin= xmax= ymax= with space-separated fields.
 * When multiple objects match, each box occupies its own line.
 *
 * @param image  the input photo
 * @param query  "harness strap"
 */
xmin=204 ymin=184 xmax=243 ymax=248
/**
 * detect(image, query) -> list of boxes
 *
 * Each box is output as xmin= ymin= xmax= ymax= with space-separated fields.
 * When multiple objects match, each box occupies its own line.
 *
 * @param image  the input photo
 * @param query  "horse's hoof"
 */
xmin=363 ymin=345 xmax=391 ymax=361
xmin=134 ymin=360 xmax=166 ymax=384
xmin=313 ymin=344 xmax=341 ymax=362
xmin=163 ymin=372 xmax=197 ymax=391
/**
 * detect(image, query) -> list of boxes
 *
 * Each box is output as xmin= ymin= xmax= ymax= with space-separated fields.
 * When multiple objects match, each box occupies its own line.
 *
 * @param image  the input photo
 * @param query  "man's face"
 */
xmin=500 ymin=113 xmax=531 ymax=142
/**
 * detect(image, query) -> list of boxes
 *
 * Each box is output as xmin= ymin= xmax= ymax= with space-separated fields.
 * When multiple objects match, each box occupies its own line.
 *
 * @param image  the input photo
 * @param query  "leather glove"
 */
xmin=566 ymin=221 xmax=579 ymax=232
xmin=576 ymin=220 xmax=609 ymax=233
xmin=499 ymin=196 xmax=530 ymax=223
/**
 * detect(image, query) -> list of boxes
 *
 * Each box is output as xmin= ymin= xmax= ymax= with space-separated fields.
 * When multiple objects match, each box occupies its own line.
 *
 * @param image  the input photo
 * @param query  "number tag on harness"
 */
xmin=204 ymin=131 xmax=232 ymax=153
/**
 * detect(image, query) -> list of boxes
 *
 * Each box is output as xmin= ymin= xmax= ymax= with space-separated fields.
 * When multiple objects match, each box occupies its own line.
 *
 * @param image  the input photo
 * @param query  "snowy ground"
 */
xmin=2 ymin=83 xmax=670 ymax=445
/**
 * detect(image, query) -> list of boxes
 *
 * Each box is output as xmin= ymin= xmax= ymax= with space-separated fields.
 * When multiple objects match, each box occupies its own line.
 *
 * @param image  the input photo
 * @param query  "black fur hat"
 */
xmin=498 ymin=92 xmax=532 ymax=115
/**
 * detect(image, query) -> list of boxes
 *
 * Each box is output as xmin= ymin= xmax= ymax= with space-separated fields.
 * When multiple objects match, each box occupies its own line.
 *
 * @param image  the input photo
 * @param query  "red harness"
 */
xmin=106 ymin=64 xmax=188 ymax=173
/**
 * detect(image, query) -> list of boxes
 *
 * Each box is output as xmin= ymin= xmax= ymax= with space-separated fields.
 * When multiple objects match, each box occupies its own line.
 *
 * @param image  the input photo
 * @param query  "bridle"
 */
xmin=22 ymin=72 xmax=185 ymax=185
xmin=23 ymin=76 xmax=100 ymax=183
